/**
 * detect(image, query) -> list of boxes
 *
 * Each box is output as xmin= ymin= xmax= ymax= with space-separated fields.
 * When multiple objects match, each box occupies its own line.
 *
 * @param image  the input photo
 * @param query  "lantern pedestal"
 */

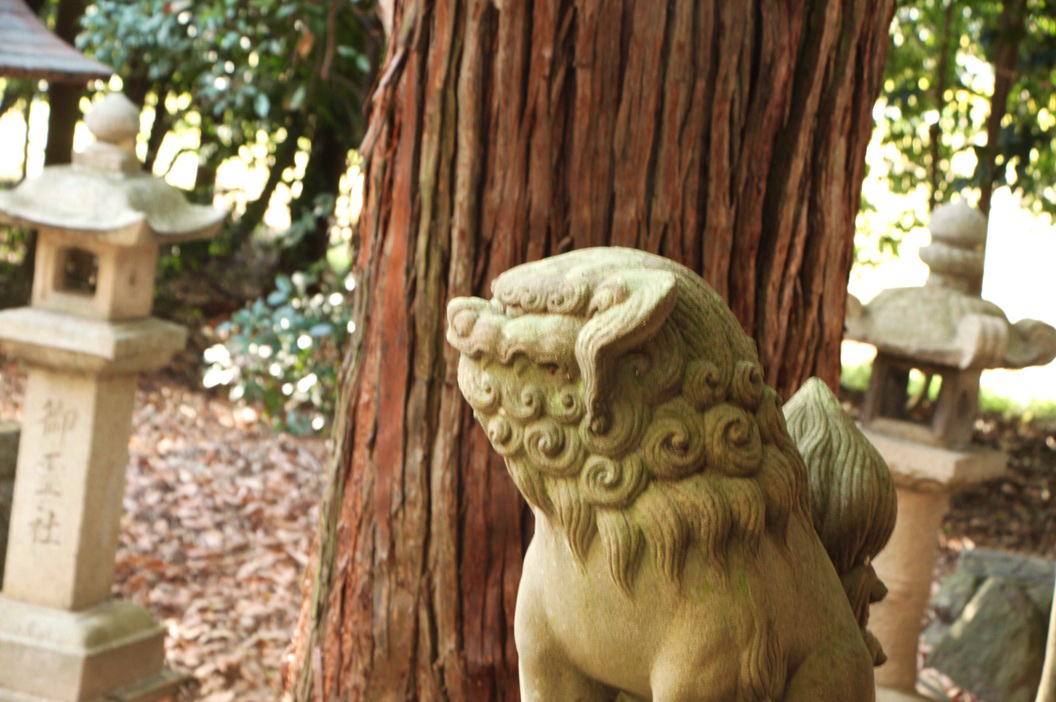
xmin=0 ymin=315 xmax=186 ymax=701
xmin=0 ymin=597 xmax=180 ymax=702
xmin=863 ymin=429 xmax=1006 ymax=700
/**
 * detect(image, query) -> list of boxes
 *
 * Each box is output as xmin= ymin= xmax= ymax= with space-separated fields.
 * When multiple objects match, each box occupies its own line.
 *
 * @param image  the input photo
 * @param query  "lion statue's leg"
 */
xmin=517 ymin=649 xmax=615 ymax=702
xmin=514 ymin=564 xmax=616 ymax=701
xmin=516 ymin=609 xmax=614 ymax=701
xmin=780 ymin=641 xmax=875 ymax=702
xmin=645 ymin=655 xmax=742 ymax=702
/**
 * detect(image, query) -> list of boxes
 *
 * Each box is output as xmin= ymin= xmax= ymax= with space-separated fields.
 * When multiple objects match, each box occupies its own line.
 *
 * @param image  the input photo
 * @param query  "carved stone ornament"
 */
xmin=447 ymin=247 xmax=895 ymax=701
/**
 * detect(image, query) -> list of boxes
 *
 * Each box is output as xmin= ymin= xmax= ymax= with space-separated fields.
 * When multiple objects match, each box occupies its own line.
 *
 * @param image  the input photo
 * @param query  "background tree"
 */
xmin=0 ymin=0 xmax=80 ymax=174
xmin=80 ymin=0 xmax=382 ymax=267
xmin=287 ymin=0 xmax=896 ymax=699
xmin=881 ymin=0 xmax=1056 ymax=225
xmin=43 ymin=0 xmax=87 ymax=165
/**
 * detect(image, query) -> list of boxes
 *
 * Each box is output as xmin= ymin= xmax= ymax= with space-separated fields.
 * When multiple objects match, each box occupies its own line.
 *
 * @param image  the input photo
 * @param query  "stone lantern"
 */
xmin=845 ymin=201 xmax=1056 ymax=701
xmin=0 ymin=93 xmax=224 ymax=701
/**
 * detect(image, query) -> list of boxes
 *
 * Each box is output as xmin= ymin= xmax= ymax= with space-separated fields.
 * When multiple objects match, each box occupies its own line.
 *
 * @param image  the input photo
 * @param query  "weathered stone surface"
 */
xmin=962 ymin=548 xmax=1055 ymax=614
xmin=0 ymin=93 xmax=225 ymax=248
xmin=922 ymin=567 xmax=981 ymax=647
xmin=3 ymin=369 xmax=137 ymax=610
xmin=919 ymin=203 xmax=986 ymax=294
xmin=961 ymin=547 xmax=1055 ymax=582
xmin=860 ymin=428 xmax=1006 ymax=491
xmin=447 ymin=248 xmax=888 ymax=701
xmin=870 ymin=486 xmax=950 ymax=693
xmin=0 ymin=91 xmax=205 ymax=702
xmin=928 ymin=577 xmax=1046 ymax=702
xmin=784 ymin=378 xmax=897 ymax=666
xmin=0 ymin=596 xmax=170 ymax=701
xmin=924 ymin=548 xmax=1055 ymax=654
xmin=845 ymin=202 xmax=1056 ymax=372
xmin=0 ymin=307 xmax=186 ymax=375
xmin=31 ymin=231 xmax=160 ymax=321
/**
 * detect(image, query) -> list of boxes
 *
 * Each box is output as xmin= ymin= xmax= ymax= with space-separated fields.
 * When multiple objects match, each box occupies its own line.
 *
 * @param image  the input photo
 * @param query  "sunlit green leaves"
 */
xmin=881 ymin=0 xmax=1056 ymax=222
xmin=78 ymin=0 xmax=379 ymax=198
xmin=204 ymin=265 xmax=355 ymax=435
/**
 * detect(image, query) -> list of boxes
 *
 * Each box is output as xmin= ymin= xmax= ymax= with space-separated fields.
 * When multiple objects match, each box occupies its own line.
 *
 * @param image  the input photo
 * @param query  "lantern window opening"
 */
xmin=905 ymin=368 xmax=944 ymax=421
xmin=56 ymin=246 xmax=98 ymax=296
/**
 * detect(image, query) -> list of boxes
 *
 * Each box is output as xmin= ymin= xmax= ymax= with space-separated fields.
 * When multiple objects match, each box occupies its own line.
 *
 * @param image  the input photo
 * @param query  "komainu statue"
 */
xmin=446 ymin=248 xmax=896 ymax=701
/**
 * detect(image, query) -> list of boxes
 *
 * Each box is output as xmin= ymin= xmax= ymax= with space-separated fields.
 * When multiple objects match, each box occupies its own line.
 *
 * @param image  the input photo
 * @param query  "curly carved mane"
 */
xmin=452 ymin=249 xmax=811 ymax=593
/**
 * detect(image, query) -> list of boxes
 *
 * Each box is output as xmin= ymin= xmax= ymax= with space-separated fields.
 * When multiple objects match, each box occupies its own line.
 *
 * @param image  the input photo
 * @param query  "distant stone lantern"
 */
xmin=0 ymin=94 xmax=224 ymax=701
xmin=846 ymin=201 xmax=1056 ymax=701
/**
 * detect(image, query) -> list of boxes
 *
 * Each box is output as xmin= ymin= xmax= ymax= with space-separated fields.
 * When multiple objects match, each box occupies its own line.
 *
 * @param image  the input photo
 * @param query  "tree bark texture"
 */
xmin=289 ymin=1 xmax=895 ymax=700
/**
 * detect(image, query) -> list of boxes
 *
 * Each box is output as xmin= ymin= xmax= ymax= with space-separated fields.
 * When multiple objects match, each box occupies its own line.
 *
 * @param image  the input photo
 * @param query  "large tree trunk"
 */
xmin=288 ymin=1 xmax=894 ymax=700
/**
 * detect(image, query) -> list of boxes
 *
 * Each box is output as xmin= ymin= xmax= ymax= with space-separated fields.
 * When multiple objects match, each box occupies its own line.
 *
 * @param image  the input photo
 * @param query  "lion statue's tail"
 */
xmin=783 ymin=378 xmax=897 ymax=666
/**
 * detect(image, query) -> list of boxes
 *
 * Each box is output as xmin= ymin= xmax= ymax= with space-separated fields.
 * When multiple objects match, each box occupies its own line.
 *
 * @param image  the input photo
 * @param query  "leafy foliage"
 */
xmin=203 ymin=269 xmax=355 ymax=435
xmin=880 ymin=0 xmax=1056 ymax=223
xmin=79 ymin=0 xmax=380 ymax=244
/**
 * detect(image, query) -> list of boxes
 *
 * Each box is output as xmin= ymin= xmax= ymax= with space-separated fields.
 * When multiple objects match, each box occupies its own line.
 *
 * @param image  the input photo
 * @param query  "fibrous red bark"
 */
xmin=288 ymin=1 xmax=895 ymax=699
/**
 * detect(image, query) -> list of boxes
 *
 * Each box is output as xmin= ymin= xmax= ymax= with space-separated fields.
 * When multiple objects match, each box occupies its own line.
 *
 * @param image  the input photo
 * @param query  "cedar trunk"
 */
xmin=289 ymin=1 xmax=894 ymax=700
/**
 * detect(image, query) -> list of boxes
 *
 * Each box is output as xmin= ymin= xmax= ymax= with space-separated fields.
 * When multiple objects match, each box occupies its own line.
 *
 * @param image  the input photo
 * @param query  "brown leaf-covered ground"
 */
xmin=1 ymin=354 xmax=1053 ymax=700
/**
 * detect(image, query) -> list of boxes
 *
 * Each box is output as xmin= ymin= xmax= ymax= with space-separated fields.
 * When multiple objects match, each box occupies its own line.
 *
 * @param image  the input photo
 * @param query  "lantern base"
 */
xmin=0 ymin=596 xmax=183 ymax=701
xmin=859 ymin=426 xmax=1006 ymax=491
xmin=0 ymin=308 xmax=185 ymax=376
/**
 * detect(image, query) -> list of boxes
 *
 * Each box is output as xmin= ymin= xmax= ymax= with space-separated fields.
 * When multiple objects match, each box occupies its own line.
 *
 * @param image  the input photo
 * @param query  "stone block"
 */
xmin=921 ymin=567 xmax=981 ymax=648
xmin=0 ymin=308 xmax=185 ymax=376
xmin=2 ymin=369 xmax=136 ymax=610
xmin=0 ymin=596 xmax=172 ymax=701
xmin=928 ymin=577 xmax=1046 ymax=702
xmin=960 ymin=548 xmax=1055 ymax=612
xmin=859 ymin=427 xmax=1006 ymax=490
xmin=931 ymin=567 xmax=983 ymax=620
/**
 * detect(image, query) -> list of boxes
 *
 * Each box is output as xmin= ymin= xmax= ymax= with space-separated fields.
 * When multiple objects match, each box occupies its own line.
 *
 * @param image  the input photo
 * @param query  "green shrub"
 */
xmin=203 ymin=270 xmax=355 ymax=434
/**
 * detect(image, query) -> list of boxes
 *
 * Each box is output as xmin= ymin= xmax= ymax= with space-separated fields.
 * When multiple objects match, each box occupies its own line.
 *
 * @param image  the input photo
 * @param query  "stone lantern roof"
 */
xmin=846 ymin=201 xmax=1056 ymax=448
xmin=846 ymin=202 xmax=1056 ymax=372
xmin=0 ymin=93 xmax=226 ymax=245
xmin=0 ymin=0 xmax=112 ymax=84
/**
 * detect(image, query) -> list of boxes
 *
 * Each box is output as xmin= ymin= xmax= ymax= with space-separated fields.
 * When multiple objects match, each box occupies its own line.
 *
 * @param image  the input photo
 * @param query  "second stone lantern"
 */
xmin=0 ymin=93 xmax=224 ymax=701
xmin=846 ymin=201 xmax=1056 ymax=702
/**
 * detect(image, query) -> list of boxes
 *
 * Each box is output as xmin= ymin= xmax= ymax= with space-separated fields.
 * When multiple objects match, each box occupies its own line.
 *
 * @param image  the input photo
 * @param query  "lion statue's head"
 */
xmin=446 ymin=247 xmax=810 ymax=592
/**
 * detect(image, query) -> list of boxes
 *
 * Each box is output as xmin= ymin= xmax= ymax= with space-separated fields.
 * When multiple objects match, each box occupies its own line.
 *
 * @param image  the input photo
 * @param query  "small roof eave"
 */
xmin=0 ymin=166 xmax=227 ymax=245
xmin=0 ymin=0 xmax=112 ymax=85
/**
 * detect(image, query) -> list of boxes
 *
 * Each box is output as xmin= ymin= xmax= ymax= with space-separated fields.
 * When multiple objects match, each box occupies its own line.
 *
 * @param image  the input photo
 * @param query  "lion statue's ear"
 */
xmin=576 ymin=269 xmax=678 ymax=429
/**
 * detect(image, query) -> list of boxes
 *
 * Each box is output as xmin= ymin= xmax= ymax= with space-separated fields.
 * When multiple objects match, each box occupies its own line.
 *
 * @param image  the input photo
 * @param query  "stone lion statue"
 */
xmin=446 ymin=248 xmax=895 ymax=701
